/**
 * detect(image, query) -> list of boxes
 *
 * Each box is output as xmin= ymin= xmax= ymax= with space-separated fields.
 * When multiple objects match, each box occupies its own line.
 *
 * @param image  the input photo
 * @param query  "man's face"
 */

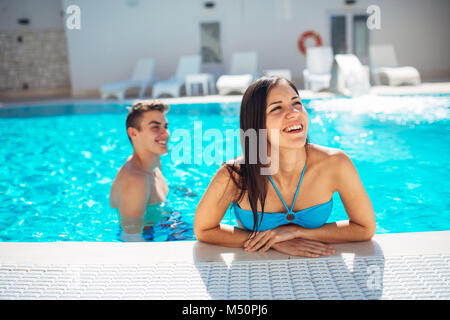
xmin=130 ymin=110 xmax=169 ymax=155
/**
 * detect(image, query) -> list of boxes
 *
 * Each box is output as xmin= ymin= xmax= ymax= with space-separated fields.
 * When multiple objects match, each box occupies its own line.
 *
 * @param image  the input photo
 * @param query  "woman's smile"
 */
xmin=282 ymin=121 xmax=304 ymax=134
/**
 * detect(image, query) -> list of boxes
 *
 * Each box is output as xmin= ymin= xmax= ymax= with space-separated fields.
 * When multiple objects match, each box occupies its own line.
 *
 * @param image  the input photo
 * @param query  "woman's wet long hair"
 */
xmin=224 ymin=76 xmax=310 ymax=237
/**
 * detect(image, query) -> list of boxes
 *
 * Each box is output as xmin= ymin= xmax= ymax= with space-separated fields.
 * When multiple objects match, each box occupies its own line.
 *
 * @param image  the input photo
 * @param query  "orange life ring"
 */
xmin=298 ymin=31 xmax=323 ymax=55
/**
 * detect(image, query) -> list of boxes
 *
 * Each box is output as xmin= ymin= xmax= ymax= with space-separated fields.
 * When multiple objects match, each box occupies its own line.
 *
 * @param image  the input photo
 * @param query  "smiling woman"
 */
xmin=194 ymin=76 xmax=376 ymax=257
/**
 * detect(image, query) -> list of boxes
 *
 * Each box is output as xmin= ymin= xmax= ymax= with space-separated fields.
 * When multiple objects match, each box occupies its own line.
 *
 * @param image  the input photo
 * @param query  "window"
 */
xmin=353 ymin=15 xmax=369 ymax=59
xmin=329 ymin=12 xmax=370 ymax=64
xmin=200 ymin=22 xmax=222 ymax=63
xmin=331 ymin=15 xmax=347 ymax=55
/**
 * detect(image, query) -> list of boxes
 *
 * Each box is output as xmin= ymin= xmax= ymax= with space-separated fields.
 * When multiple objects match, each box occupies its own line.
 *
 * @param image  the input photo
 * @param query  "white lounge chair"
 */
xmin=369 ymin=45 xmax=421 ymax=86
xmin=152 ymin=55 xmax=202 ymax=98
xmin=216 ymin=51 xmax=259 ymax=95
xmin=302 ymin=46 xmax=333 ymax=91
xmin=100 ymin=58 xmax=156 ymax=100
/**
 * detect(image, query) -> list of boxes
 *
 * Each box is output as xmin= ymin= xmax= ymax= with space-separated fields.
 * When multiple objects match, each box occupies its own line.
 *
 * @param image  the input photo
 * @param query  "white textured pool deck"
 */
xmin=0 ymin=231 xmax=449 ymax=300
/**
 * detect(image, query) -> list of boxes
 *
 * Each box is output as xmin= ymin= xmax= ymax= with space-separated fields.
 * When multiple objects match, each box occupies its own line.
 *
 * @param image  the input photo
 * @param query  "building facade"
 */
xmin=1 ymin=0 xmax=449 ymax=98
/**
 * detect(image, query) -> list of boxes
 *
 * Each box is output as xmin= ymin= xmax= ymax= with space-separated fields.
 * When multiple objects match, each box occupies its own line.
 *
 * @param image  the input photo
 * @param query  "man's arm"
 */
xmin=118 ymin=174 xmax=150 ymax=241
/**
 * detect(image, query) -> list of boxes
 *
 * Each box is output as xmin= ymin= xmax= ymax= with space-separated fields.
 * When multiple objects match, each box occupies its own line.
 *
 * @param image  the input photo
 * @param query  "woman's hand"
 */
xmin=271 ymin=238 xmax=335 ymax=258
xmin=243 ymin=225 xmax=299 ymax=252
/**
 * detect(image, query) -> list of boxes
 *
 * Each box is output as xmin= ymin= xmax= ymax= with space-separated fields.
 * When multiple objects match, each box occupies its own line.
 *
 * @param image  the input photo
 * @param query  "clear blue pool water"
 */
xmin=0 ymin=94 xmax=449 ymax=241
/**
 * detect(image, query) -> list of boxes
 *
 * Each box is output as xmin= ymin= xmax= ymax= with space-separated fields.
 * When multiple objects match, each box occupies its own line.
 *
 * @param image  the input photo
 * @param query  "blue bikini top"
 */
xmin=233 ymin=160 xmax=333 ymax=231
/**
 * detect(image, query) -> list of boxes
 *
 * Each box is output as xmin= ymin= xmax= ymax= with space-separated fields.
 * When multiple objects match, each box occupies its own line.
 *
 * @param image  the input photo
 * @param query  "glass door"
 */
xmin=331 ymin=15 xmax=347 ymax=55
xmin=353 ymin=15 xmax=369 ymax=64
xmin=329 ymin=11 xmax=369 ymax=64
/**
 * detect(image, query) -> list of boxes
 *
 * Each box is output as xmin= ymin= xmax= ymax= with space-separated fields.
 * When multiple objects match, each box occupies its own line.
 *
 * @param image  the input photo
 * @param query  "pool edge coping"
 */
xmin=1 ymin=230 xmax=449 ymax=265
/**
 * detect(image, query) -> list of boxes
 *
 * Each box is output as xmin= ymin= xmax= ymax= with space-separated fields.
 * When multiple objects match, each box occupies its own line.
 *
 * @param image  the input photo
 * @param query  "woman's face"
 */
xmin=265 ymin=80 xmax=308 ymax=149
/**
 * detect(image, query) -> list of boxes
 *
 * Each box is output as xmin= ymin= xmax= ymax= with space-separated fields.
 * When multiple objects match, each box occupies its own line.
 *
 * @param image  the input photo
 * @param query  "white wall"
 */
xmin=60 ymin=0 xmax=450 ymax=95
xmin=369 ymin=0 xmax=450 ymax=78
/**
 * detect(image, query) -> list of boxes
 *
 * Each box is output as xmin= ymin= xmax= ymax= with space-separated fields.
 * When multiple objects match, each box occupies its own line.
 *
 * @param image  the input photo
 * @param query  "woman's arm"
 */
xmin=294 ymin=150 xmax=376 ymax=243
xmin=194 ymin=165 xmax=251 ymax=247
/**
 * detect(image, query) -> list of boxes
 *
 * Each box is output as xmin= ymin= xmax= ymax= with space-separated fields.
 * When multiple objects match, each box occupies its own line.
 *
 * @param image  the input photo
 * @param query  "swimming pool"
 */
xmin=0 ymin=94 xmax=449 ymax=241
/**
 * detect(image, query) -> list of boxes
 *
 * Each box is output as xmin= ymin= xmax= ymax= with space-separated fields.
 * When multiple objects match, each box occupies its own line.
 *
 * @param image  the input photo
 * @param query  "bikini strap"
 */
xmin=290 ymin=161 xmax=307 ymax=212
xmin=268 ymin=175 xmax=290 ymax=213
xmin=268 ymin=160 xmax=307 ymax=214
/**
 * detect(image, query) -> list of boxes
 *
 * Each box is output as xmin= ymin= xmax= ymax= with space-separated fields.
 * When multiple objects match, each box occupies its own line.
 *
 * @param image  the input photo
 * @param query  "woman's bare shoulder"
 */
xmin=308 ymin=143 xmax=354 ymax=183
xmin=215 ymin=159 xmax=240 ymax=185
xmin=308 ymin=143 xmax=344 ymax=165
xmin=221 ymin=156 xmax=243 ymax=176
xmin=204 ymin=158 xmax=242 ymax=201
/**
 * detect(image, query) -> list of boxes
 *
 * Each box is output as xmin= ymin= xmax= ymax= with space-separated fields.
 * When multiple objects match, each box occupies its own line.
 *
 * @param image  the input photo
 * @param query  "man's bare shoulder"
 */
xmin=118 ymin=163 xmax=149 ymax=189
xmin=110 ymin=161 xmax=150 ymax=209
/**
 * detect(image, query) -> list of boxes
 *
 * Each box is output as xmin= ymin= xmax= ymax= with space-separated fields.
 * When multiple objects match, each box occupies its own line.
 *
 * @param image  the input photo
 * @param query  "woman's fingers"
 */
xmin=245 ymin=231 xmax=272 ymax=251
xmin=301 ymin=242 xmax=335 ymax=255
xmin=271 ymin=241 xmax=318 ymax=257
xmin=300 ymin=240 xmax=335 ymax=254
xmin=302 ymin=245 xmax=332 ymax=256
xmin=244 ymin=234 xmax=335 ymax=257
xmin=244 ymin=231 xmax=264 ymax=248
xmin=248 ymin=232 xmax=271 ymax=251
xmin=297 ymin=250 xmax=321 ymax=258
xmin=258 ymin=238 xmax=277 ymax=253
xmin=272 ymin=239 xmax=334 ymax=257
xmin=301 ymin=239 xmax=334 ymax=250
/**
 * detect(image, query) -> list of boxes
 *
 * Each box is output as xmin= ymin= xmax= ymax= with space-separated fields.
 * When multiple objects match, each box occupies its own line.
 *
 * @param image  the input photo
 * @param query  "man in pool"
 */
xmin=110 ymin=100 xmax=170 ymax=241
